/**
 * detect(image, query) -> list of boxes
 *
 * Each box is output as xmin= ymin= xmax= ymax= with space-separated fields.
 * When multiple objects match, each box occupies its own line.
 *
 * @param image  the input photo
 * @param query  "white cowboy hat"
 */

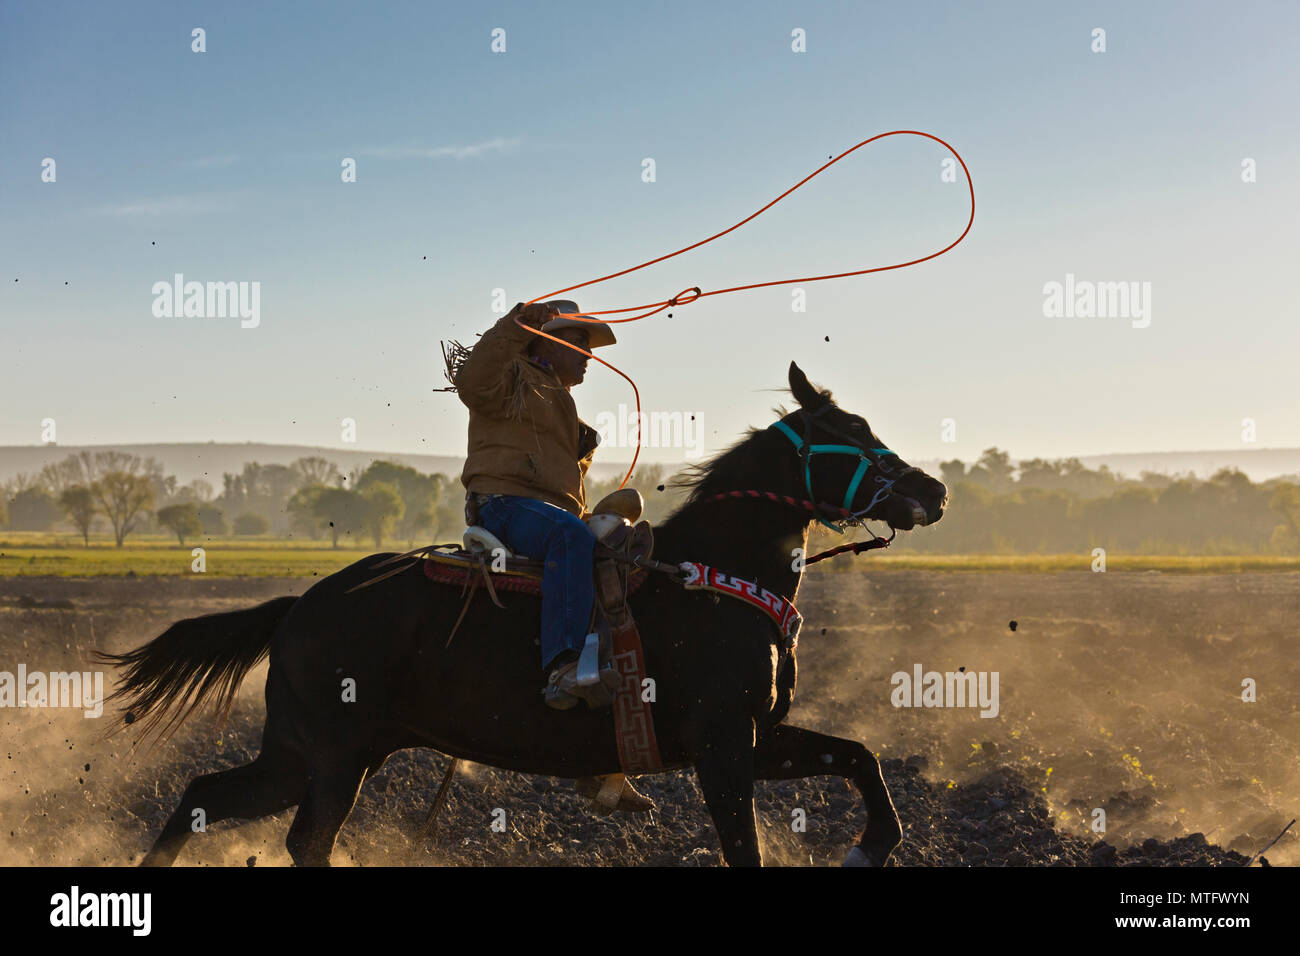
xmin=538 ymin=300 xmax=617 ymax=349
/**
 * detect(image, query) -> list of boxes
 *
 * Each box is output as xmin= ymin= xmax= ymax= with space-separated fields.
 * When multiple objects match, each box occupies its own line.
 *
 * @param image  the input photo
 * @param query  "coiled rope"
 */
xmin=516 ymin=129 xmax=976 ymax=488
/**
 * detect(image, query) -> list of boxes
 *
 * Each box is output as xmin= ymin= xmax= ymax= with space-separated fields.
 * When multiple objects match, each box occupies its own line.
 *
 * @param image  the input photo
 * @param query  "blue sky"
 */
xmin=2 ymin=0 xmax=1297 ymax=467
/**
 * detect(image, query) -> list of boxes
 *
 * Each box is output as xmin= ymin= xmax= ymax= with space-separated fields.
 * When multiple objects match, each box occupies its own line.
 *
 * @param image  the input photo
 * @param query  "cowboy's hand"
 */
xmin=509 ymin=301 xmax=559 ymax=329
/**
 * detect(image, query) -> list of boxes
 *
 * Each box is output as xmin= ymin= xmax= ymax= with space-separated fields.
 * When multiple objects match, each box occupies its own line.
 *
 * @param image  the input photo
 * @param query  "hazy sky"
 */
xmin=2 ymin=1 xmax=1297 ymax=468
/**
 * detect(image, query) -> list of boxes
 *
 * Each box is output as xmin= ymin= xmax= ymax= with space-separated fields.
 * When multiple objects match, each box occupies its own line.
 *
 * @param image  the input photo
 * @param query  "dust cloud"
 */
xmin=793 ymin=569 xmax=1299 ymax=865
xmin=1 ymin=571 xmax=1294 ymax=866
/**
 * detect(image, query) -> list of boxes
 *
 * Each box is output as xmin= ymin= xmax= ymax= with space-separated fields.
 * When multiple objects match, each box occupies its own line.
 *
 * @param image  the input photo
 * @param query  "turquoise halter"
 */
xmin=769 ymin=414 xmax=903 ymax=533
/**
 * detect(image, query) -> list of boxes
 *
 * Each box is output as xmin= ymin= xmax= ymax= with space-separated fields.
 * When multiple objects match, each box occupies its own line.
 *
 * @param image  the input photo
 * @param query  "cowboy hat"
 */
xmin=538 ymin=300 xmax=617 ymax=349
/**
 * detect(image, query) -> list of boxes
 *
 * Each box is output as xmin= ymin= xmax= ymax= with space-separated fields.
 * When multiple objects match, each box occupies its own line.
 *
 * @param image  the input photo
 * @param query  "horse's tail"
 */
xmin=93 ymin=595 xmax=297 ymax=745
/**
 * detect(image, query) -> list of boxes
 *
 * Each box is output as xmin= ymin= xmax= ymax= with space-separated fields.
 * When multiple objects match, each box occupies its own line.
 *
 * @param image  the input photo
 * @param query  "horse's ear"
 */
xmin=788 ymin=362 xmax=825 ymax=409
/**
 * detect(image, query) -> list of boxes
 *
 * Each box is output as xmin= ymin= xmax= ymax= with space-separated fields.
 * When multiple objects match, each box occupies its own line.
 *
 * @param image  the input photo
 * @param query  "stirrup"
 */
xmin=544 ymin=653 xmax=619 ymax=710
xmin=543 ymin=684 xmax=581 ymax=710
xmin=575 ymin=632 xmax=602 ymax=687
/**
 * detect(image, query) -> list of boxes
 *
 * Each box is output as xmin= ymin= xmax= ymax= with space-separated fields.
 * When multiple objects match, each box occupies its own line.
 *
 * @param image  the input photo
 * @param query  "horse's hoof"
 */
xmin=842 ymin=846 xmax=877 ymax=867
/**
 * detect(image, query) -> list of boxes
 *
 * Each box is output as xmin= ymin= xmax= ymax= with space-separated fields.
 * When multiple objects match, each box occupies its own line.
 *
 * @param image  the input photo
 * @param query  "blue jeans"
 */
xmin=476 ymin=494 xmax=596 ymax=670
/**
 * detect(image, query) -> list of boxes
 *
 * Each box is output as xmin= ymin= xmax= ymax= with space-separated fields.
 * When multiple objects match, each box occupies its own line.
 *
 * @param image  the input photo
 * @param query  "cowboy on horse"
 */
xmin=452 ymin=299 xmax=656 ymax=812
xmin=99 ymin=357 xmax=951 ymax=865
xmin=452 ymin=299 xmax=618 ymax=708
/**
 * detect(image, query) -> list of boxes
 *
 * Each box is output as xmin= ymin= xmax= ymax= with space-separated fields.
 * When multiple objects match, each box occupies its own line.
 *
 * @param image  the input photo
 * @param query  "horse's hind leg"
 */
xmin=284 ymin=756 xmax=368 ymax=867
xmin=140 ymin=742 xmax=305 ymax=867
xmin=753 ymin=723 xmax=902 ymax=866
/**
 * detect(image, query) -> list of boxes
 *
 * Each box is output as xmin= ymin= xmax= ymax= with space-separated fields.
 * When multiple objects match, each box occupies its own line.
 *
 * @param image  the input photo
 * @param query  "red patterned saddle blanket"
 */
xmin=421 ymin=550 xmax=800 ymax=650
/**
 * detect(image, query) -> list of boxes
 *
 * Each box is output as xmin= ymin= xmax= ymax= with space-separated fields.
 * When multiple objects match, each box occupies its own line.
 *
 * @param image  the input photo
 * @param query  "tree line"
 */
xmin=876 ymin=448 xmax=1300 ymax=554
xmin=0 ymin=452 xmax=468 ymax=549
xmin=4 ymin=447 xmax=1298 ymax=554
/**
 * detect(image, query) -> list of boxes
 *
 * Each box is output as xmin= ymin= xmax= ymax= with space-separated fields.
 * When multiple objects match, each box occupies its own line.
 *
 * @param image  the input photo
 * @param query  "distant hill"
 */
xmin=1069 ymin=448 xmax=1300 ymax=483
xmin=916 ymin=448 xmax=1300 ymax=484
xmin=2 ymin=442 xmax=1298 ymax=488
xmin=907 ymin=449 xmax=1299 ymax=484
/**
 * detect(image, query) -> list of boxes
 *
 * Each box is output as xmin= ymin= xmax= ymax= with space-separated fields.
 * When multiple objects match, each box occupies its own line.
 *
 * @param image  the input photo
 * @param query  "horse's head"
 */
xmin=777 ymin=362 xmax=948 ymax=531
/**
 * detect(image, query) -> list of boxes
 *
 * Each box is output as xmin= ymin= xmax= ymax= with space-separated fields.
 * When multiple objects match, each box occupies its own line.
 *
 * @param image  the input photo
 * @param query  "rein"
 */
xmin=697 ymin=489 xmax=894 ymax=563
xmin=802 ymin=533 xmax=894 ymax=564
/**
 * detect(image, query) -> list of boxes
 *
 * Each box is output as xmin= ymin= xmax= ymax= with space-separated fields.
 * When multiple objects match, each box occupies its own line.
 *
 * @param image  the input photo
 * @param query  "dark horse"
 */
xmin=99 ymin=363 xmax=947 ymax=867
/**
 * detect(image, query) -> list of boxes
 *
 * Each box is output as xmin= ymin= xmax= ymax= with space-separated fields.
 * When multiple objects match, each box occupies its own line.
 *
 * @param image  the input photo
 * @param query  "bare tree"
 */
xmin=75 ymin=450 xmax=101 ymax=483
xmin=89 ymin=452 xmax=164 ymax=481
xmin=93 ymin=451 xmax=140 ymax=476
xmin=4 ymin=472 xmax=43 ymax=496
xmin=291 ymin=456 xmax=341 ymax=487
xmin=41 ymin=455 xmax=91 ymax=496
xmin=187 ymin=478 xmax=215 ymax=502
xmin=59 ymin=486 xmax=98 ymax=547
xmin=92 ymin=472 xmax=155 ymax=547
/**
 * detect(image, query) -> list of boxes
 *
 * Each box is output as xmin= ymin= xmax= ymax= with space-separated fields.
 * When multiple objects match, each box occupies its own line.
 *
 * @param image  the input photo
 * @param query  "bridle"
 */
xmin=768 ymin=405 xmax=921 ymax=533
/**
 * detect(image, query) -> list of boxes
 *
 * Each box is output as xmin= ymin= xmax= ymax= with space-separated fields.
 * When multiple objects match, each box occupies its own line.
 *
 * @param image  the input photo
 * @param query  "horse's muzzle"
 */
xmin=906 ymin=496 xmax=944 ymax=528
xmin=907 ymin=497 xmax=930 ymax=527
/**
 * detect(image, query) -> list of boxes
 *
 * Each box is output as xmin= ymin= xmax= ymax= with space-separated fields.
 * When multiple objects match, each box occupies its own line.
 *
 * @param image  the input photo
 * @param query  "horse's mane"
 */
xmin=671 ymin=384 xmax=834 ymax=508
xmin=673 ymin=424 xmax=768 ymax=504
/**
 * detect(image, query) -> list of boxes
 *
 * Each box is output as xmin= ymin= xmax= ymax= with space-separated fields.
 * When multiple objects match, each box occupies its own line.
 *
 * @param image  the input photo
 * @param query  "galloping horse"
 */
xmin=99 ymin=363 xmax=947 ymax=866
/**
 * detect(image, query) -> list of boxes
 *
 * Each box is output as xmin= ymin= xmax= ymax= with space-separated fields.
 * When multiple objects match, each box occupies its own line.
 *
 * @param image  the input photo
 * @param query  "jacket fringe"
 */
xmin=442 ymin=338 xmax=530 ymax=423
xmin=440 ymin=339 xmax=471 ymax=391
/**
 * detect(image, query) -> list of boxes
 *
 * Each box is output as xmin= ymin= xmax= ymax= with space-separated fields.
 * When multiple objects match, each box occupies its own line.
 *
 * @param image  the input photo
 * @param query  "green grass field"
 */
xmin=0 ymin=532 xmax=399 ymax=577
xmin=2 ymin=531 xmax=1298 ymax=576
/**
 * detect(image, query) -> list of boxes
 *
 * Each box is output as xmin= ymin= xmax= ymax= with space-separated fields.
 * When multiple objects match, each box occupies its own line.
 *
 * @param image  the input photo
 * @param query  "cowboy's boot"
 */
xmin=575 ymin=774 xmax=657 ymax=814
xmin=543 ymin=649 xmax=619 ymax=710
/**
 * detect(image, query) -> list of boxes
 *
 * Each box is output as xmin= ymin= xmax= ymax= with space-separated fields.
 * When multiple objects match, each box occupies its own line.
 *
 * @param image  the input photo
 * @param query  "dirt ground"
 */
xmin=1 ymin=571 xmax=1294 ymax=866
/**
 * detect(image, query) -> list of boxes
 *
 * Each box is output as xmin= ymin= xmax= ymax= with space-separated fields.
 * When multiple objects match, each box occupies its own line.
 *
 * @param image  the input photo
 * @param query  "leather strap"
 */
xmin=611 ymin=622 xmax=662 ymax=773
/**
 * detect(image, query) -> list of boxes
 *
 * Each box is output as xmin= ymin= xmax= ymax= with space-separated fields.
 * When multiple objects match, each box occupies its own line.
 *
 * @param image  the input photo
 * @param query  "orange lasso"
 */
xmin=516 ymin=130 xmax=975 ymax=489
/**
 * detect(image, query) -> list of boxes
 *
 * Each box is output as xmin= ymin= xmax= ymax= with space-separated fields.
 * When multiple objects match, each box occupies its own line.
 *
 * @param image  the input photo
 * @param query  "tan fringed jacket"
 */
xmin=453 ymin=309 xmax=599 ymax=516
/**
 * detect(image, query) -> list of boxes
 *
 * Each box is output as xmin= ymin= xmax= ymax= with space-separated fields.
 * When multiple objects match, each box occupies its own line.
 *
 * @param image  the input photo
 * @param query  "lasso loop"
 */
xmin=515 ymin=130 xmax=976 ymax=490
xmin=668 ymin=287 xmax=702 ymax=308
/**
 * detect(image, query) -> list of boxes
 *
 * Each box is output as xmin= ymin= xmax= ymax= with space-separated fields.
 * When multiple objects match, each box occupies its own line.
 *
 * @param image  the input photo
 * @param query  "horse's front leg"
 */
xmin=753 ymin=723 xmax=902 ymax=866
xmin=693 ymin=714 xmax=761 ymax=866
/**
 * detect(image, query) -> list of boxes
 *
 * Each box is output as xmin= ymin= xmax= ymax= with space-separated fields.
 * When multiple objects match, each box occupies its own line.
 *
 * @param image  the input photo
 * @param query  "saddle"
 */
xmin=458 ymin=488 xmax=654 ymax=704
xmin=457 ymin=487 xmax=665 ymax=783
xmin=346 ymin=489 xmax=666 ymax=791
